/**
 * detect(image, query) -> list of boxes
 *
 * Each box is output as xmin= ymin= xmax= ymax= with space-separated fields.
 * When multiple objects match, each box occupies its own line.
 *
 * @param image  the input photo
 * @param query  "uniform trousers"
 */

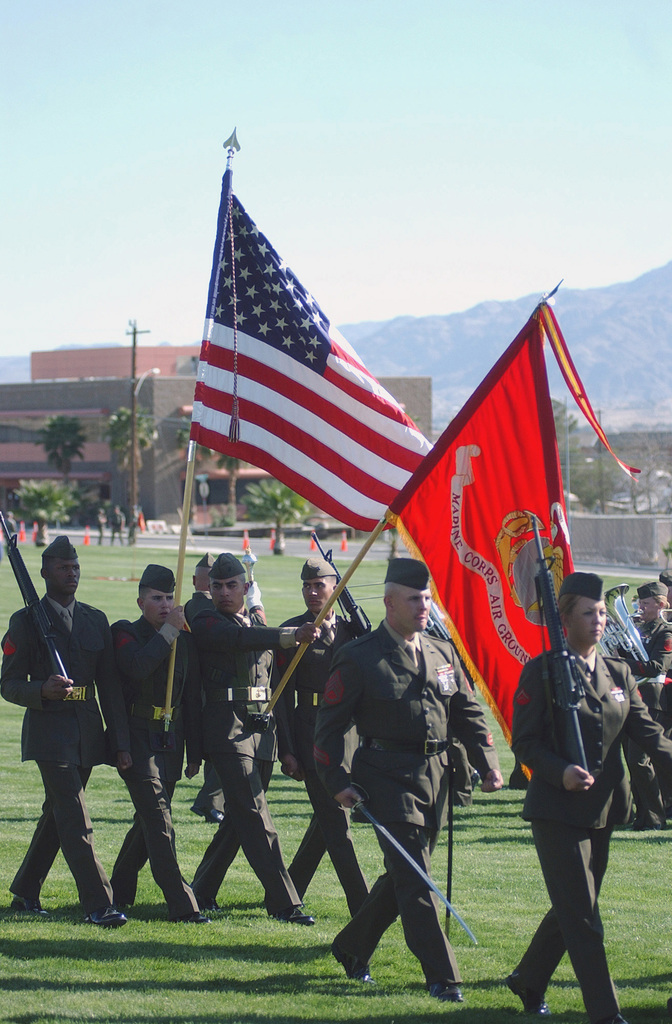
xmin=111 ymin=775 xmax=198 ymax=918
xmin=626 ymin=738 xmax=665 ymax=827
xmin=515 ymin=819 xmax=619 ymax=1024
xmin=12 ymin=762 xmax=113 ymax=915
xmin=289 ymin=770 xmax=368 ymax=916
xmin=335 ymin=822 xmax=461 ymax=986
xmin=192 ymin=754 xmax=299 ymax=914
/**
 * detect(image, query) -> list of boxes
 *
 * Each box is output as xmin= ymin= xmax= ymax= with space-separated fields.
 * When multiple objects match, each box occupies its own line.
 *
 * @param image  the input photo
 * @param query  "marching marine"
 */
xmin=1 ymin=535 xmax=130 ymax=925
xmin=110 ymin=564 xmax=207 ymax=922
xmin=314 ymin=558 xmax=503 ymax=1002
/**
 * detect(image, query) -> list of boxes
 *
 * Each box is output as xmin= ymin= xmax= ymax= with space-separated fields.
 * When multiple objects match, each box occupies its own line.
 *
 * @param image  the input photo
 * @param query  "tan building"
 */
xmin=0 ymin=346 xmax=432 ymax=525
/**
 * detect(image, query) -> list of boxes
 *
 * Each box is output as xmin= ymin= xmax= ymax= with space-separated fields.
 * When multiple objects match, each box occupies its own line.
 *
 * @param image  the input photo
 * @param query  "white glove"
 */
xmin=245 ymin=581 xmax=263 ymax=610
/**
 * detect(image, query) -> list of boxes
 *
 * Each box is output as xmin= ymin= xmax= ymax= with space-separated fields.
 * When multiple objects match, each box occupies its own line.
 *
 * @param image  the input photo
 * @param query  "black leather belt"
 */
xmin=361 ymin=737 xmax=449 ymax=755
xmin=297 ymin=690 xmax=321 ymax=707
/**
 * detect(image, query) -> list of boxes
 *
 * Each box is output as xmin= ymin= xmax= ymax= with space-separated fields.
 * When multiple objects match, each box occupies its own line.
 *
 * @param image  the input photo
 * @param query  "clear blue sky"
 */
xmin=2 ymin=0 xmax=671 ymax=357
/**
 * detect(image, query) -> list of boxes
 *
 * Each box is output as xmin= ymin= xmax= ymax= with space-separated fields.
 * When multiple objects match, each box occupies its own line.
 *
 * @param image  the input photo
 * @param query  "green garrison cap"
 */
xmin=196 ymin=552 xmax=216 ymax=569
xmin=558 ymin=572 xmax=604 ymax=601
xmin=385 ymin=558 xmax=430 ymax=590
xmin=301 ymin=557 xmax=336 ymax=580
xmin=139 ymin=564 xmax=175 ymax=593
xmin=209 ymin=552 xmax=246 ymax=579
xmin=42 ymin=535 xmax=78 ymax=561
xmin=637 ymin=580 xmax=668 ymax=600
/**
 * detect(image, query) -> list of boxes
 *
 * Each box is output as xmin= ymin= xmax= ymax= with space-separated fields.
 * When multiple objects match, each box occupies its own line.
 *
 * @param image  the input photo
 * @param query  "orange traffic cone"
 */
xmin=83 ymin=525 xmax=91 ymax=546
xmin=242 ymin=529 xmax=250 ymax=551
xmin=269 ymin=528 xmax=276 ymax=551
xmin=340 ymin=530 xmax=348 ymax=552
xmin=309 ymin=534 xmax=317 ymax=551
xmin=18 ymin=520 xmax=26 ymax=542
xmin=32 ymin=521 xmax=38 ymax=542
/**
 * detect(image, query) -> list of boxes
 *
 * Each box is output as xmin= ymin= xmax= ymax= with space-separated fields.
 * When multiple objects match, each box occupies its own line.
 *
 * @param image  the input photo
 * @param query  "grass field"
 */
xmin=0 ymin=544 xmax=670 ymax=1024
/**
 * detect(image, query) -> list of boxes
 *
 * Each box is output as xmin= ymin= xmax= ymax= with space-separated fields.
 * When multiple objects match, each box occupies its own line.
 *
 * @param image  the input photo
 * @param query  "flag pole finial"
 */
xmin=541 ymin=279 xmax=564 ymax=305
xmin=223 ymin=128 xmax=240 ymax=168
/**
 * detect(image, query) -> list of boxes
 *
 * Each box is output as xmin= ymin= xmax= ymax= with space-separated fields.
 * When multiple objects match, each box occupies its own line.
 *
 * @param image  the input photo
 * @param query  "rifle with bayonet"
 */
xmin=310 ymin=533 xmax=371 ymax=638
xmin=0 ymin=510 xmax=67 ymax=677
xmin=532 ymin=520 xmax=588 ymax=770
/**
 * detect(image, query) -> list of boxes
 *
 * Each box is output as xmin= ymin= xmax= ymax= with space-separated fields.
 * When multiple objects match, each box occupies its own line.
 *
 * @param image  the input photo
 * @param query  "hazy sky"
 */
xmin=3 ymin=1 xmax=671 ymax=359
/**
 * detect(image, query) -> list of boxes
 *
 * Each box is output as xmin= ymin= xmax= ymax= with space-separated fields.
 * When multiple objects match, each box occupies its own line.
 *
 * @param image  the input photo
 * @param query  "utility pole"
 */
xmin=126 ymin=319 xmax=150 ymax=544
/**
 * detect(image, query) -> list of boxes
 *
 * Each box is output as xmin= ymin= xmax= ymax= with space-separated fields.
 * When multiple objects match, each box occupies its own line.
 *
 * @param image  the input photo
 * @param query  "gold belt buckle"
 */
xmin=65 ymin=686 xmax=86 ymax=701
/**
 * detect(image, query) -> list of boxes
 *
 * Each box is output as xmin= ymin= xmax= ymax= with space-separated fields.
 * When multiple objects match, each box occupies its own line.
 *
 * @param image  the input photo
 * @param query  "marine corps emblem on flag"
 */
xmin=495 ymin=507 xmax=568 ymax=625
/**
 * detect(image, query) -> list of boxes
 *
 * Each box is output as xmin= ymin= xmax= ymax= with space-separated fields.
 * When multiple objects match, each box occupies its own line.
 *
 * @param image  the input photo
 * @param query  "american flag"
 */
xmin=190 ymin=169 xmax=431 ymax=531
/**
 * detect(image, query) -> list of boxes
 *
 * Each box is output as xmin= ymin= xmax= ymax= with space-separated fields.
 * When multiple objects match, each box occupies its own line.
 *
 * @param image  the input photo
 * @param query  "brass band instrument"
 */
xmin=601 ymin=584 xmax=649 ymax=663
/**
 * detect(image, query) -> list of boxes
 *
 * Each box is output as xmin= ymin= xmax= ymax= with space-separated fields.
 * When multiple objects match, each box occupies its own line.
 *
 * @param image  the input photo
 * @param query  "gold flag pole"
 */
xmin=246 ymin=513 xmax=389 ymax=732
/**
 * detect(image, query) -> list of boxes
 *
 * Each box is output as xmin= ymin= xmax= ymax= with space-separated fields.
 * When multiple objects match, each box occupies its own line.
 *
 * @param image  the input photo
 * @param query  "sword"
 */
xmin=352 ymin=794 xmax=478 ymax=945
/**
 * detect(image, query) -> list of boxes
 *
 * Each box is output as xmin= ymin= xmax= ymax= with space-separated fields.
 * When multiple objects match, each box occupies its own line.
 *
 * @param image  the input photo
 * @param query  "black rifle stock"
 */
xmin=310 ymin=533 xmax=371 ymax=638
xmin=532 ymin=521 xmax=588 ymax=770
xmin=0 ymin=511 xmax=67 ymax=678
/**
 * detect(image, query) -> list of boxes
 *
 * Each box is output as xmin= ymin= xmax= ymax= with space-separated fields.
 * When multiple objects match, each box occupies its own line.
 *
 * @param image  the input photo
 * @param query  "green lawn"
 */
xmin=0 ymin=545 xmax=669 ymax=1023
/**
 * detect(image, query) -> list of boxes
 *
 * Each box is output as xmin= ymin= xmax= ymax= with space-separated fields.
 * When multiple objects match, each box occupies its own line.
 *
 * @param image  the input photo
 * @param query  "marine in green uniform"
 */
xmin=110 ymin=564 xmax=207 ymax=922
xmin=314 ymin=558 xmax=503 ymax=1003
xmin=188 ymin=552 xmax=319 ymax=922
xmin=275 ymin=557 xmax=369 ymax=915
xmin=621 ymin=580 xmax=672 ymax=829
xmin=1 ymin=536 xmax=129 ymax=926
xmin=508 ymin=572 xmax=672 ymax=1024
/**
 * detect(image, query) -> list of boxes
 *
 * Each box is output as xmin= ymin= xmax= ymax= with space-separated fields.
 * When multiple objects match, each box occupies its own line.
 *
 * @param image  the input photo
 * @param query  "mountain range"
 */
xmin=3 ymin=261 xmax=671 ymax=433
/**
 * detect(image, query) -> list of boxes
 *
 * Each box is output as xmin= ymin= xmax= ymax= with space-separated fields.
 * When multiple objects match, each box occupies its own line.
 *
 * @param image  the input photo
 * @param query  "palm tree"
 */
xmin=36 ymin=416 xmax=86 ymax=482
xmin=106 ymin=407 xmax=157 ymax=473
xmin=16 ymin=479 xmax=77 ymax=546
xmin=243 ymin=480 xmax=310 ymax=555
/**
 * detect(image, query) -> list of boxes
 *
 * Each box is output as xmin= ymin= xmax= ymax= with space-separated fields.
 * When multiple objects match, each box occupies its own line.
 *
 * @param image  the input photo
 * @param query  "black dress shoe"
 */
xmin=631 ymin=819 xmax=662 ymax=831
xmin=191 ymin=807 xmax=225 ymax=825
xmin=85 ymin=906 xmax=127 ymax=927
xmin=171 ymin=911 xmax=210 ymax=923
xmin=595 ymin=1015 xmax=629 ymax=1024
xmin=196 ymin=896 xmax=221 ymax=913
xmin=429 ymin=982 xmax=464 ymax=1003
xmin=10 ymin=894 xmax=48 ymax=915
xmin=331 ymin=940 xmax=374 ymax=983
xmin=506 ymin=971 xmax=551 ymax=1015
xmin=270 ymin=906 xmax=315 ymax=925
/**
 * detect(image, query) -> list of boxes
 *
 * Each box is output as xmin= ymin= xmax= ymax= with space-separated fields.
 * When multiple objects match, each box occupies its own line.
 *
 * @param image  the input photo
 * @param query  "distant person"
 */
xmin=96 ymin=508 xmax=107 ymax=546
xmin=109 ymin=506 xmax=125 ymax=545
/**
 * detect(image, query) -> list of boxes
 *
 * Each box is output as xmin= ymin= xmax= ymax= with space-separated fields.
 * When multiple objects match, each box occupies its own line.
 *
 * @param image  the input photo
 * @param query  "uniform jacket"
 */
xmin=513 ymin=650 xmax=672 ymax=828
xmin=189 ymin=603 xmax=284 ymax=760
xmin=622 ymin=616 xmax=672 ymax=710
xmin=111 ymin=615 xmax=201 ymax=782
xmin=274 ymin=610 xmax=357 ymax=769
xmin=1 ymin=597 xmax=129 ymax=766
xmin=314 ymin=622 xmax=500 ymax=830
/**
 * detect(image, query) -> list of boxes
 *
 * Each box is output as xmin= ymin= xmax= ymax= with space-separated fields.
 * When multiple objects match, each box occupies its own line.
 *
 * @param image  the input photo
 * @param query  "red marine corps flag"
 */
xmin=388 ymin=305 xmax=639 ymax=742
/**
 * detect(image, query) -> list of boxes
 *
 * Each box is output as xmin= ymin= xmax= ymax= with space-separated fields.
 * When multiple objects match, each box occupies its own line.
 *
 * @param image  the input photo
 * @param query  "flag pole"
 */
xmin=249 ymin=513 xmax=389 ymax=728
xmin=160 ymin=440 xmax=197 ymax=732
xmin=161 ymin=129 xmax=241 ymax=731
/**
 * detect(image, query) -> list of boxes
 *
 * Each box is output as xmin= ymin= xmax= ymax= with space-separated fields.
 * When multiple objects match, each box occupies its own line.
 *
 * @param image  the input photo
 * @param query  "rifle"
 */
xmin=532 ymin=520 xmax=588 ymax=770
xmin=0 ymin=511 xmax=67 ymax=678
xmin=310 ymin=533 xmax=371 ymax=638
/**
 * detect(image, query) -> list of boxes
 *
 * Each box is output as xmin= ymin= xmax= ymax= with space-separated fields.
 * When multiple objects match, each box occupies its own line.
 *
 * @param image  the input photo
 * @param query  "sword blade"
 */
xmin=355 ymin=802 xmax=478 ymax=945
